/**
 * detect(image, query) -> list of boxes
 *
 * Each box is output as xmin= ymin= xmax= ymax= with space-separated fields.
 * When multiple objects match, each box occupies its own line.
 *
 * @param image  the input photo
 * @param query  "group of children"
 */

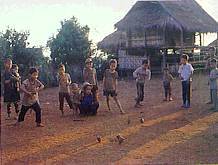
xmin=3 ymin=53 xmax=218 ymax=127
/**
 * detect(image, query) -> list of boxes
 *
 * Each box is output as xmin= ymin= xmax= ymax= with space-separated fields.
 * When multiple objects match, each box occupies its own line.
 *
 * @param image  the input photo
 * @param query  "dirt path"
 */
xmin=1 ymin=74 xmax=218 ymax=164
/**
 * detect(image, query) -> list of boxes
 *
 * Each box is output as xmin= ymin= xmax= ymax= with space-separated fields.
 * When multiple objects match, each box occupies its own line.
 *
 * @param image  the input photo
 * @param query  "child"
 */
xmin=163 ymin=68 xmax=174 ymax=101
xmin=16 ymin=68 xmax=44 ymax=127
xmin=103 ymin=59 xmax=125 ymax=114
xmin=3 ymin=59 xmax=20 ymax=119
xmin=71 ymin=83 xmax=81 ymax=115
xmin=58 ymin=64 xmax=74 ymax=116
xmin=178 ymin=54 xmax=194 ymax=109
xmin=79 ymin=82 xmax=99 ymax=116
xmin=133 ymin=59 xmax=151 ymax=108
xmin=83 ymin=58 xmax=98 ymax=102
xmin=209 ymin=58 xmax=218 ymax=111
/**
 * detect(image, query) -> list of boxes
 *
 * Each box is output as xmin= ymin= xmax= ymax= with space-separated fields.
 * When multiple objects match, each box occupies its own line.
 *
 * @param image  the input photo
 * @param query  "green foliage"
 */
xmin=0 ymin=28 xmax=45 ymax=77
xmin=47 ymin=17 xmax=91 ymax=68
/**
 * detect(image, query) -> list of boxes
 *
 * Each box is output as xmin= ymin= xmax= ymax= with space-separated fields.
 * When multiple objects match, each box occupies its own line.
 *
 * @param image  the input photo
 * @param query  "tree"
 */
xmin=47 ymin=17 xmax=91 ymax=69
xmin=0 ymin=28 xmax=45 ymax=77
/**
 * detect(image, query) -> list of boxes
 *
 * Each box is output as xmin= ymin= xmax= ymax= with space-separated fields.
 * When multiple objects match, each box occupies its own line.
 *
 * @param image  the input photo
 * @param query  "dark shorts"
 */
xmin=103 ymin=90 xmax=117 ymax=97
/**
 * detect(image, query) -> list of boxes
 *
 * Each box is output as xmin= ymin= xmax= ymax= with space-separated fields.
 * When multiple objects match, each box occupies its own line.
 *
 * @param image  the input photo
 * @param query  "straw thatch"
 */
xmin=97 ymin=31 xmax=126 ymax=52
xmin=209 ymin=39 xmax=218 ymax=47
xmin=115 ymin=0 xmax=218 ymax=33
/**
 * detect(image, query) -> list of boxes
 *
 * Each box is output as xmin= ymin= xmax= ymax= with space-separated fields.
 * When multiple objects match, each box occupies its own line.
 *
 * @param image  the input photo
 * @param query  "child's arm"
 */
xmin=133 ymin=68 xmax=139 ymax=79
xmin=83 ymin=68 xmax=88 ymax=82
xmin=37 ymin=81 xmax=45 ymax=91
xmin=20 ymin=83 xmax=31 ymax=95
xmin=68 ymin=74 xmax=72 ymax=85
xmin=147 ymin=70 xmax=151 ymax=80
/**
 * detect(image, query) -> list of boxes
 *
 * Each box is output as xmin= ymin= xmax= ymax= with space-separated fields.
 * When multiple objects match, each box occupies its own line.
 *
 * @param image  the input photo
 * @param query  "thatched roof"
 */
xmin=115 ymin=0 xmax=218 ymax=32
xmin=97 ymin=31 xmax=126 ymax=51
xmin=209 ymin=39 xmax=218 ymax=47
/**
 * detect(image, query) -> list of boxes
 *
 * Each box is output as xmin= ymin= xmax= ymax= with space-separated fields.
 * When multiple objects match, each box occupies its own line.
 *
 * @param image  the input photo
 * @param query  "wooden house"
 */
xmin=98 ymin=0 xmax=218 ymax=74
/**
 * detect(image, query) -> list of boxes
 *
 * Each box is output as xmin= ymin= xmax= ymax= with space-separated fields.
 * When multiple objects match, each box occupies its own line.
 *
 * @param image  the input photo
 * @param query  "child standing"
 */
xmin=58 ymin=64 xmax=74 ymax=116
xmin=103 ymin=59 xmax=125 ymax=114
xmin=71 ymin=83 xmax=81 ymax=115
xmin=16 ymin=68 xmax=44 ymax=127
xmin=178 ymin=54 xmax=194 ymax=109
xmin=3 ymin=59 xmax=20 ymax=119
xmin=83 ymin=58 xmax=98 ymax=101
xmin=209 ymin=58 xmax=218 ymax=111
xmin=163 ymin=68 xmax=174 ymax=101
xmin=133 ymin=60 xmax=151 ymax=108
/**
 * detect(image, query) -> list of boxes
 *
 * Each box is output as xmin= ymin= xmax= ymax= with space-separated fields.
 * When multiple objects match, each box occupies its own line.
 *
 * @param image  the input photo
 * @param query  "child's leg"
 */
xmin=14 ymin=102 xmax=19 ymax=114
xmin=210 ymin=89 xmax=213 ymax=103
xmin=140 ymin=84 xmax=144 ymax=102
xmin=136 ymin=83 xmax=140 ymax=104
xmin=106 ymin=96 xmax=111 ymax=111
xmin=31 ymin=102 xmax=42 ymax=124
xmin=90 ymin=102 xmax=99 ymax=116
xmin=182 ymin=81 xmax=187 ymax=106
xmin=187 ymin=81 xmax=191 ymax=106
xmin=113 ymin=96 xmax=125 ymax=113
xmin=215 ymin=90 xmax=218 ymax=111
xmin=65 ymin=93 xmax=74 ymax=110
xmin=59 ymin=93 xmax=64 ymax=114
xmin=164 ymin=86 xmax=168 ymax=100
xmin=6 ymin=103 xmax=12 ymax=117
xmin=18 ymin=105 xmax=29 ymax=122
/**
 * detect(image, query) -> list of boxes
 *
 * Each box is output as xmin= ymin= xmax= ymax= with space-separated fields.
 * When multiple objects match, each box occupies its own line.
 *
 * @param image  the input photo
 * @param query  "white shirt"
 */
xmin=178 ymin=63 xmax=194 ymax=81
xmin=133 ymin=66 xmax=151 ymax=83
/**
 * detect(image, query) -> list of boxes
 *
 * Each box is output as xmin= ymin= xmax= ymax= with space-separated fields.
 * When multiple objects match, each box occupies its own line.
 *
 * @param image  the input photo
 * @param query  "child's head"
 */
xmin=83 ymin=82 xmax=93 ymax=95
xmin=85 ymin=58 xmax=93 ymax=69
xmin=58 ymin=64 xmax=65 ymax=75
xmin=142 ymin=59 xmax=149 ymax=69
xmin=109 ymin=59 xmax=117 ymax=71
xmin=4 ymin=58 xmax=12 ymax=70
xmin=180 ymin=54 xmax=189 ymax=64
xmin=210 ymin=58 xmax=217 ymax=68
xmin=72 ymin=83 xmax=80 ymax=93
xmin=29 ymin=67 xmax=39 ymax=80
xmin=12 ymin=64 xmax=19 ymax=73
xmin=163 ymin=68 xmax=169 ymax=74
xmin=209 ymin=46 xmax=216 ymax=56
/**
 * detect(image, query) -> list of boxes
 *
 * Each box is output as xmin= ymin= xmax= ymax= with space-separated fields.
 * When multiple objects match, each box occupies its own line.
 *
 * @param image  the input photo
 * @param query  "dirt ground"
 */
xmin=1 ymin=73 xmax=218 ymax=165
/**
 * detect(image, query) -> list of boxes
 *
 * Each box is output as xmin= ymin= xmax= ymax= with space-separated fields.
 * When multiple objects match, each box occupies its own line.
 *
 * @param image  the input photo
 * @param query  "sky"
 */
xmin=0 ymin=0 xmax=218 ymax=48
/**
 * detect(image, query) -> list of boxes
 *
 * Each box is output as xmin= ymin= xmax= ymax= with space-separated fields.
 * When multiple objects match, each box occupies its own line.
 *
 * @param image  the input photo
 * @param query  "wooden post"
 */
xmin=162 ymin=25 xmax=167 ymax=70
xmin=180 ymin=26 xmax=184 ymax=55
xmin=199 ymin=32 xmax=202 ymax=47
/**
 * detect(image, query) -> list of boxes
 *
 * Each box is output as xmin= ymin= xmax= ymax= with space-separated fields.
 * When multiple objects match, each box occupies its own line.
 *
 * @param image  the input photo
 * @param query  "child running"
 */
xmin=16 ymin=67 xmax=44 ymax=127
xmin=83 ymin=58 xmax=98 ymax=102
xmin=103 ymin=59 xmax=125 ymax=114
xmin=58 ymin=64 xmax=74 ymax=116
xmin=178 ymin=54 xmax=194 ymax=109
xmin=209 ymin=58 xmax=218 ymax=112
xmin=133 ymin=59 xmax=151 ymax=108
xmin=163 ymin=68 xmax=174 ymax=101
xmin=3 ymin=59 xmax=20 ymax=119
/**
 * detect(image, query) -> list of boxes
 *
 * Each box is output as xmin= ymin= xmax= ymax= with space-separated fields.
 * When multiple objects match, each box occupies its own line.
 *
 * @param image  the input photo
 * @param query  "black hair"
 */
xmin=12 ymin=64 xmax=18 ymax=69
xmin=29 ymin=67 xmax=38 ymax=75
xmin=59 ymin=64 xmax=65 ymax=69
xmin=163 ymin=67 xmax=169 ymax=71
xmin=109 ymin=59 xmax=117 ymax=65
xmin=142 ymin=59 xmax=149 ymax=65
xmin=210 ymin=58 xmax=217 ymax=63
xmin=181 ymin=54 xmax=189 ymax=61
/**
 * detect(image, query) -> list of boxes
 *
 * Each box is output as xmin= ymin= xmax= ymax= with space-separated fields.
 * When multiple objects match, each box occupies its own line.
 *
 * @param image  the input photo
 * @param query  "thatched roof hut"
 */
xmin=115 ymin=0 xmax=218 ymax=32
xmin=99 ymin=0 xmax=218 ymax=51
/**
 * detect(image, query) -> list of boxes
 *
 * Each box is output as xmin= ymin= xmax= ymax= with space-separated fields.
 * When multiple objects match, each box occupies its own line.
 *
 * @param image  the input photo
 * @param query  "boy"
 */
xmin=58 ymin=64 xmax=74 ymax=116
xmin=16 ymin=68 xmax=44 ymax=127
xmin=71 ymin=83 xmax=81 ymax=115
xmin=206 ymin=47 xmax=216 ymax=104
xmin=133 ymin=59 xmax=151 ymax=108
xmin=3 ymin=59 xmax=20 ymax=119
xmin=209 ymin=58 xmax=218 ymax=111
xmin=103 ymin=59 xmax=125 ymax=114
xmin=178 ymin=54 xmax=194 ymax=109
xmin=83 ymin=58 xmax=98 ymax=102
xmin=163 ymin=68 xmax=174 ymax=101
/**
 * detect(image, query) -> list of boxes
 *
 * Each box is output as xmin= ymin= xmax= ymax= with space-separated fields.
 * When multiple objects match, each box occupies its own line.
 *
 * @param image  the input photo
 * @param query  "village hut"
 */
xmin=98 ymin=0 xmax=218 ymax=74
